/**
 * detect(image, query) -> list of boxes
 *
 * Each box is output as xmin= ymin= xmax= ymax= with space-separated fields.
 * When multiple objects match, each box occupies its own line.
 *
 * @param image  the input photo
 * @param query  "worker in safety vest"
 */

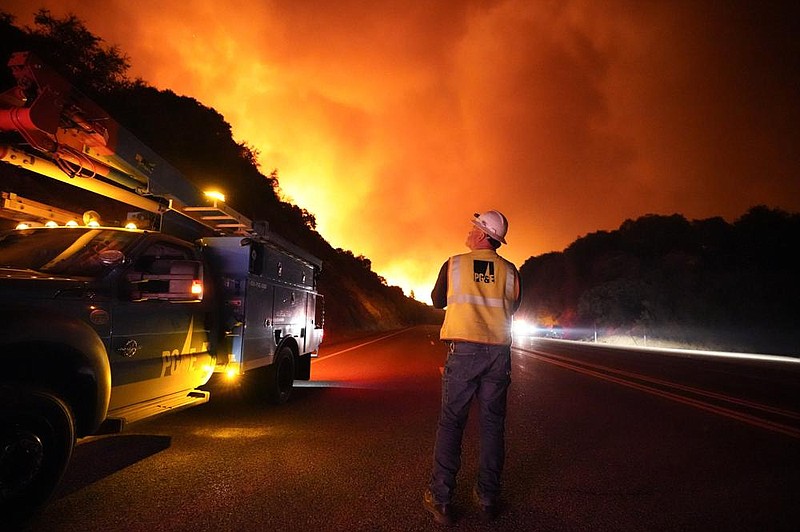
xmin=423 ymin=210 xmax=522 ymax=525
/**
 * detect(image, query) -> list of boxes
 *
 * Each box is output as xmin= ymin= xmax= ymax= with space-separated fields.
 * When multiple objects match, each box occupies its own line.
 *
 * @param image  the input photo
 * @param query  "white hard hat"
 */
xmin=472 ymin=210 xmax=508 ymax=244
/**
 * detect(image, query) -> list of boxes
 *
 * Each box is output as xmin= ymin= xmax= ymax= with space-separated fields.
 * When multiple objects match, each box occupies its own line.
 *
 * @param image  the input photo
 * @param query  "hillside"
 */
xmin=0 ymin=10 xmax=441 ymax=340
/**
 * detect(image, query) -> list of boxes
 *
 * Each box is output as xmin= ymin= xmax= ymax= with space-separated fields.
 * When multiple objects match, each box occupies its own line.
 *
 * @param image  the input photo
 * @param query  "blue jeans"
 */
xmin=429 ymin=341 xmax=512 ymax=505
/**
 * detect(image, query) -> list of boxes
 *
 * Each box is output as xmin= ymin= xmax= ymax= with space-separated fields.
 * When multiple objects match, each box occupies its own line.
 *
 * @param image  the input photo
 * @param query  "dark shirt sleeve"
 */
xmin=430 ymin=260 xmax=449 ymax=309
xmin=512 ymin=266 xmax=523 ymax=314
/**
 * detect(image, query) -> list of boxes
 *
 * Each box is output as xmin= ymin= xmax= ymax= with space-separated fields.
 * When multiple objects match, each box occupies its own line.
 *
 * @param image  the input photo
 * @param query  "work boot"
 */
xmin=472 ymin=486 xmax=500 ymax=522
xmin=423 ymin=488 xmax=455 ymax=526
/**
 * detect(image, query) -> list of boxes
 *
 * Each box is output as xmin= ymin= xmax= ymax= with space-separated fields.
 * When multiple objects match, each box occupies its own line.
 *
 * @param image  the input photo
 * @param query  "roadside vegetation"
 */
xmin=519 ymin=209 xmax=799 ymax=356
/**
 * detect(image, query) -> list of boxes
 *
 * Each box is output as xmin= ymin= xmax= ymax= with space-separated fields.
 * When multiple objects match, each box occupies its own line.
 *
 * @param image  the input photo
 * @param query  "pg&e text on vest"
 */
xmin=473 ymin=260 xmax=495 ymax=284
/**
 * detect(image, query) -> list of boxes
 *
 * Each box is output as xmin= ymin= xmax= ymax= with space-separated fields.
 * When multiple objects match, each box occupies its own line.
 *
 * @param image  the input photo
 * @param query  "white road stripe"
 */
xmin=311 ymin=328 xmax=410 ymax=364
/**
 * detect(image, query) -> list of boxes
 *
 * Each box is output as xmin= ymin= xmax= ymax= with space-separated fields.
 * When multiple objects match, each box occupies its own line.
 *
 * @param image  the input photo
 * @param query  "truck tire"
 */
xmin=267 ymin=346 xmax=295 ymax=405
xmin=0 ymin=386 xmax=75 ymax=525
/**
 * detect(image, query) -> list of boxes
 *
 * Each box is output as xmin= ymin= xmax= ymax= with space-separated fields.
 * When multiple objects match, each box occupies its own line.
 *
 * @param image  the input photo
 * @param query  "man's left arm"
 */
xmin=430 ymin=260 xmax=449 ymax=309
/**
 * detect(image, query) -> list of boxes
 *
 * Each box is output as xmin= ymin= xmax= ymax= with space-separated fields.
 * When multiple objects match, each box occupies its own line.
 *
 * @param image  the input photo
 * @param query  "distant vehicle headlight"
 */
xmin=512 ymin=319 xmax=537 ymax=337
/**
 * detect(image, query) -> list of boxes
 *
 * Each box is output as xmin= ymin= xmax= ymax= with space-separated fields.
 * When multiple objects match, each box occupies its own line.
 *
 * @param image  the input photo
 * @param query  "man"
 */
xmin=423 ymin=210 xmax=522 ymax=525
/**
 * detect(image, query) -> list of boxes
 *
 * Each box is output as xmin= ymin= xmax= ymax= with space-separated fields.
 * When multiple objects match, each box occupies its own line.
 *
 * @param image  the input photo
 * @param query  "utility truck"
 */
xmin=0 ymin=52 xmax=323 ymax=521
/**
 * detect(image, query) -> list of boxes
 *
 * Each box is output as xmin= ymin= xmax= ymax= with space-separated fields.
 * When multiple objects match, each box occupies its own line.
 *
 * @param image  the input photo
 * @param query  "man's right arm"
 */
xmin=430 ymin=260 xmax=449 ymax=309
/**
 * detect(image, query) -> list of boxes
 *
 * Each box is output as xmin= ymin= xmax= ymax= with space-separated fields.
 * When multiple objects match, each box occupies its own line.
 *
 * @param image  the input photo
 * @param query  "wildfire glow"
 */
xmin=2 ymin=1 xmax=798 ymax=300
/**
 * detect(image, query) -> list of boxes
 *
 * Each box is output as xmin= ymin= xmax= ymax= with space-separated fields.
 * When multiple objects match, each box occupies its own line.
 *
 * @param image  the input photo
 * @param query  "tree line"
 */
xmin=518 ymin=207 xmax=799 ymax=355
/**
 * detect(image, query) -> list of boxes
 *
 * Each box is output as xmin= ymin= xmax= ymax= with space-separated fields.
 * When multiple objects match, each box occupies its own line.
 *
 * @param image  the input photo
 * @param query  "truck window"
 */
xmin=124 ymin=241 xmax=199 ymax=300
xmin=132 ymin=242 xmax=195 ymax=274
xmin=248 ymin=241 xmax=264 ymax=275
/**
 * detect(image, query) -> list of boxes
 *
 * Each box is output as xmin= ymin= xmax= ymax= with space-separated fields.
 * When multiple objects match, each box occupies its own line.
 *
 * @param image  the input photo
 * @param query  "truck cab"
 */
xmin=0 ymin=225 xmax=215 ymax=423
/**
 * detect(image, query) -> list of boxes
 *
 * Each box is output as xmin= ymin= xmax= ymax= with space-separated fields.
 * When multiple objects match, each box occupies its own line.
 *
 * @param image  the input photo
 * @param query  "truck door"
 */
xmin=108 ymin=240 xmax=212 ymax=410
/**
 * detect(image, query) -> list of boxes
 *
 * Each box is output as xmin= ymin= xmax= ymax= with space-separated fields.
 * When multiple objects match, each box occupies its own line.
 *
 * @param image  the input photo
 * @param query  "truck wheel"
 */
xmin=0 ymin=386 xmax=75 ymax=524
xmin=267 ymin=346 xmax=295 ymax=405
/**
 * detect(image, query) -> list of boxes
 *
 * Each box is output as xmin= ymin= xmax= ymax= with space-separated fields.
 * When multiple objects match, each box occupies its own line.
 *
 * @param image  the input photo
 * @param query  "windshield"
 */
xmin=0 ymin=228 xmax=143 ymax=277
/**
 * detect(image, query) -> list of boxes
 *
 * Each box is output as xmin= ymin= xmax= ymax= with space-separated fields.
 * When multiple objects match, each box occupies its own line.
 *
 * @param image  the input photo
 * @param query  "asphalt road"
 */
xmin=17 ymin=326 xmax=800 ymax=531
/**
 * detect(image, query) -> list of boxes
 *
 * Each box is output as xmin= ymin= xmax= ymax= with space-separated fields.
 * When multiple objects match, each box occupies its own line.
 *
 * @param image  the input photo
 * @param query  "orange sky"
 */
xmin=4 ymin=1 xmax=800 ymax=302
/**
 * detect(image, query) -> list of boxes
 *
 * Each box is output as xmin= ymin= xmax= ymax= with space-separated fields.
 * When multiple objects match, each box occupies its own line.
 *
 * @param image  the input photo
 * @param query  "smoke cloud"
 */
xmin=4 ymin=0 xmax=799 ymax=300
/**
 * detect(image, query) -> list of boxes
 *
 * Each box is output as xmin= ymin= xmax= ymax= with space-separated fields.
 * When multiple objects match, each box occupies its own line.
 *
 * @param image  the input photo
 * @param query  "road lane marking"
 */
xmin=526 ymin=349 xmax=800 ymax=421
xmin=518 ymin=349 xmax=800 ymax=440
xmin=311 ymin=328 xmax=410 ymax=364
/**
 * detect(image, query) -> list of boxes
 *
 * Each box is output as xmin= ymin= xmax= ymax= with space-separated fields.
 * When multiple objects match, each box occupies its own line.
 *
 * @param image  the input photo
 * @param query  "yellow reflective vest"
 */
xmin=439 ymin=249 xmax=518 ymax=345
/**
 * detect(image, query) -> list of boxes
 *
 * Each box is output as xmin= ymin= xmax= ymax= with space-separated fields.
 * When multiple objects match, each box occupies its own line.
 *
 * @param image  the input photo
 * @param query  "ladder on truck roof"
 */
xmin=0 ymin=143 xmax=256 ymax=236
xmin=0 ymin=51 xmax=256 ymax=237
xmin=182 ymin=198 xmax=251 ymax=235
